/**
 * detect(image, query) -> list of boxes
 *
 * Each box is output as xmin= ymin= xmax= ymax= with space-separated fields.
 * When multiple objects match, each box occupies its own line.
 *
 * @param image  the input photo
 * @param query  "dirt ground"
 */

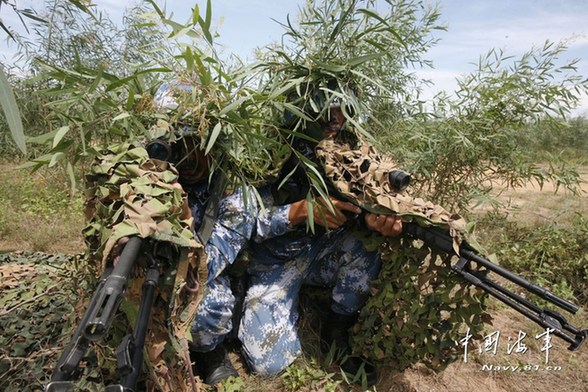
xmin=377 ymin=307 xmax=588 ymax=392
xmin=476 ymin=166 xmax=588 ymax=225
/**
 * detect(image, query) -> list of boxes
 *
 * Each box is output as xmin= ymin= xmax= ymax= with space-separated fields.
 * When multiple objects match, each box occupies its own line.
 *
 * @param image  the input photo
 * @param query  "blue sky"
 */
xmin=2 ymin=0 xmax=587 ymax=114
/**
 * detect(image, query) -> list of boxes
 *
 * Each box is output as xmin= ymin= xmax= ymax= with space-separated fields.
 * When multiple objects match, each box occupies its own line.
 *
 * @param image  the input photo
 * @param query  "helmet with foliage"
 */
xmin=153 ymin=80 xmax=195 ymax=113
xmin=283 ymin=78 xmax=358 ymax=141
xmin=148 ymin=80 xmax=210 ymax=185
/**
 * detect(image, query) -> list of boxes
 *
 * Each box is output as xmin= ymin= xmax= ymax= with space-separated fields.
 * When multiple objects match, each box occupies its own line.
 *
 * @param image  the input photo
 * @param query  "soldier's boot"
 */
xmin=191 ymin=343 xmax=238 ymax=385
xmin=321 ymin=310 xmax=378 ymax=387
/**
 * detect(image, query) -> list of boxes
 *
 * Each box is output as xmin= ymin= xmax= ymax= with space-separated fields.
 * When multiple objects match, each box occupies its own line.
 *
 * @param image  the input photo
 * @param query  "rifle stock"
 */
xmin=402 ymin=221 xmax=587 ymax=351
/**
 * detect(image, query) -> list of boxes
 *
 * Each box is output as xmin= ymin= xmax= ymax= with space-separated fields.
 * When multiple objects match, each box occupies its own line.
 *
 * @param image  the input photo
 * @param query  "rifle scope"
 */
xmin=388 ymin=170 xmax=411 ymax=192
xmin=146 ymin=139 xmax=173 ymax=162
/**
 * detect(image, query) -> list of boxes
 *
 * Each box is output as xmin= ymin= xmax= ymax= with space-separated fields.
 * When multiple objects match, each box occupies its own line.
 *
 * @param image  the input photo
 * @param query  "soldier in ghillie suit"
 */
xmin=81 ymin=142 xmax=206 ymax=391
xmin=72 ymin=79 xmax=258 ymax=390
xmin=238 ymin=81 xmax=403 ymax=386
xmin=151 ymin=82 xmax=258 ymax=386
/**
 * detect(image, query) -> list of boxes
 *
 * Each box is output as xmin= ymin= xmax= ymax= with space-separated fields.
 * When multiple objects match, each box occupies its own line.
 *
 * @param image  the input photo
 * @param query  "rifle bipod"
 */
xmin=452 ymin=250 xmax=587 ymax=350
xmin=403 ymin=222 xmax=588 ymax=351
xmin=46 ymin=237 xmax=168 ymax=392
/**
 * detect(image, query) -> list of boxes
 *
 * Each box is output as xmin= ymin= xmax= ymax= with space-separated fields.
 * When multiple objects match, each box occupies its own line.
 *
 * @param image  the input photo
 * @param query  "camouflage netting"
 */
xmin=353 ymin=239 xmax=490 ymax=371
xmin=0 ymin=253 xmax=85 ymax=392
xmin=80 ymin=142 xmax=208 ymax=390
xmin=315 ymin=137 xmax=490 ymax=371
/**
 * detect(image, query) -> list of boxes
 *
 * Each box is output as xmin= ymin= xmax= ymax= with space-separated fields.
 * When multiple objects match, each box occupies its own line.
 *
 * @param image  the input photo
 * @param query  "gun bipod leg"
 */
xmin=456 ymin=263 xmax=586 ymax=350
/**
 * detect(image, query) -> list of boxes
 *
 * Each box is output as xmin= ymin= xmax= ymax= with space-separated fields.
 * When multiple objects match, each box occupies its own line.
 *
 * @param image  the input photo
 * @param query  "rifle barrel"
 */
xmin=84 ymin=236 xmax=143 ymax=341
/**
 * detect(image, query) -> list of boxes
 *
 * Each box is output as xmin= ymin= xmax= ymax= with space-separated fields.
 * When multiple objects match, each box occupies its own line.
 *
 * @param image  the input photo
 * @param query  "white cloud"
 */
xmin=423 ymin=0 xmax=588 ymax=113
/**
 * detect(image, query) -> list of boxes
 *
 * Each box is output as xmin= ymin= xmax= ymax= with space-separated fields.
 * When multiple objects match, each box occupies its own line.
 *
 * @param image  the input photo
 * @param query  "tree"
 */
xmin=377 ymin=42 xmax=588 ymax=211
xmin=0 ymin=0 xmax=95 ymax=155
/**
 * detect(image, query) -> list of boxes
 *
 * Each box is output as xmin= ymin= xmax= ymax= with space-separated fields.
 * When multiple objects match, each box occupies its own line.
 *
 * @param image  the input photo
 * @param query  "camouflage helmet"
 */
xmin=148 ymin=79 xmax=200 ymax=158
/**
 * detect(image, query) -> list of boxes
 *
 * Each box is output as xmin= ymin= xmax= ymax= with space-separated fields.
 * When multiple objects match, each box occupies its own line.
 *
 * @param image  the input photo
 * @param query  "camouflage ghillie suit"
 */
xmin=238 ymin=139 xmax=381 ymax=375
xmin=185 ymin=181 xmax=258 ymax=352
xmin=84 ymin=143 xmax=206 ymax=391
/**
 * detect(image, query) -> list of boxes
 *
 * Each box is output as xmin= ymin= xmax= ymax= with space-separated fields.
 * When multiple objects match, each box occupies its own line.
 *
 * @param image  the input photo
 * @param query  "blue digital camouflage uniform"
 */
xmin=186 ymin=181 xmax=257 ymax=353
xmin=153 ymin=81 xmax=258 ymax=354
xmin=238 ymin=185 xmax=381 ymax=375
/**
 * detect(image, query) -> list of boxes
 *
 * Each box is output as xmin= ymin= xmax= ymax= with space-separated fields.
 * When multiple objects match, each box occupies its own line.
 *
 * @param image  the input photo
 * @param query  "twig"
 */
xmin=0 ymin=283 xmax=61 ymax=317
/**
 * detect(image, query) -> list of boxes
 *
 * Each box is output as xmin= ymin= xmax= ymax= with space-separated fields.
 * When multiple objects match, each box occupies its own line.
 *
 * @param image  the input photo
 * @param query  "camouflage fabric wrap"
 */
xmin=315 ymin=138 xmax=467 ymax=253
xmin=315 ymin=137 xmax=489 ymax=371
xmin=353 ymin=239 xmax=489 ymax=371
xmin=83 ymin=142 xmax=207 ymax=391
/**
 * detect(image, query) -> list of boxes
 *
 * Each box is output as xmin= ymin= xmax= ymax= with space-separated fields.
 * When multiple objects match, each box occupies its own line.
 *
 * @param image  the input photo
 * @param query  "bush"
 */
xmin=0 ymin=164 xmax=84 ymax=252
xmin=478 ymin=212 xmax=588 ymax=303
xmin=517 ymin=117 xmax=588 ymax=164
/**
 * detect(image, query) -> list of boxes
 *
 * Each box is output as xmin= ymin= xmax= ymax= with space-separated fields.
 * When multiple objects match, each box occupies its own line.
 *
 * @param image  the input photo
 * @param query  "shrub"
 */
xmin=0 ymin=164 xmax=84 ymax=252
xmin=479 ymin=212 xmax=588 ymax=303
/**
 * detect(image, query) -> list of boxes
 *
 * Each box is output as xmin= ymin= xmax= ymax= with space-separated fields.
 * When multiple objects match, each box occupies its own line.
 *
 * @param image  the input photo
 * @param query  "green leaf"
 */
xmin=67 ymin=162 xmax=76 ymax=193
xmin=146 ymin=0 xmax=165 ymax=18
xmin=67 ymin=0 xmax=96 ymax=16
xmin=205 ymin=122 xmax=222 ymax=155
xmin=0 ymin=69 xmax=27 ymax=154
xmin=52 ymin=126 xmax=70 ymax=149
xmin=195 ymin=0 xmax=214 ymax=44
xmin=169 ymin=25 xmax=193 ymax=40
xmin=112 ymin=112 xmax=131 ymax=122
xmin=306 ymin=192 xmax=315 ymax=234
xmin=27 ymin=129 xmax=59 ymax=145
xmin=347 ymin=53 xmax=383 ymax=67
xmin=184 ymin=46 xmax=196 ymax=72
xmin=191 ymin=4 xmax=200 ymax=26
xmin=49 ymin=152 xmax=65 ymax=168
xmin=104 ymin=67 xmax=170 ymax=92
xmin=204 ymin=0 xmax=212 ymax=29
xmin=219 ymin=95 xmax=250 ymax=116
xmin=20 ymin=9 xmax=47 ymax=24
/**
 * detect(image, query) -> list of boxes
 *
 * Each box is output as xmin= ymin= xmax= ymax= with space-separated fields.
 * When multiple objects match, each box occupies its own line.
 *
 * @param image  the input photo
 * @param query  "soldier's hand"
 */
xmin=313 ymin=197 xmax=361 ymax=229
xmin=289 ymin=196 xmax=361 ymax=228
xmin=111 ymin=236 xmax=148 ymax=268
xmin=111 ymin=236 xmax=130 ymax=266
xmin=172 ymin=182 xmax=192 ymax=223
xmin=365 ymin=214 xmax=402 ymax=237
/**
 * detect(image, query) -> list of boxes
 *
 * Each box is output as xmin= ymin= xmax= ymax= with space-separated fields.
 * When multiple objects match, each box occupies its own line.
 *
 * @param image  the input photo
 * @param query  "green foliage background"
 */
xmin=1 ymin=0 xmax=587 ymax=388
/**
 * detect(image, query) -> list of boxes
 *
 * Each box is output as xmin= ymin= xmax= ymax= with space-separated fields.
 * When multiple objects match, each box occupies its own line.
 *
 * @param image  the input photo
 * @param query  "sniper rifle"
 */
xmin=46 ymin=237 xmax=175 ymax=392
xmin=401 ymin=220 xmax=587 ymax=350
xmin=317 ymin=139 xmax=587 ymax=351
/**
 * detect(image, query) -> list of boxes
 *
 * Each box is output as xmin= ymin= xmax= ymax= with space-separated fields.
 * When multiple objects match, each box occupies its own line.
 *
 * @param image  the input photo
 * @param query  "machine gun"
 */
xmin=46 ymin=237 xmax=176 ymax=392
